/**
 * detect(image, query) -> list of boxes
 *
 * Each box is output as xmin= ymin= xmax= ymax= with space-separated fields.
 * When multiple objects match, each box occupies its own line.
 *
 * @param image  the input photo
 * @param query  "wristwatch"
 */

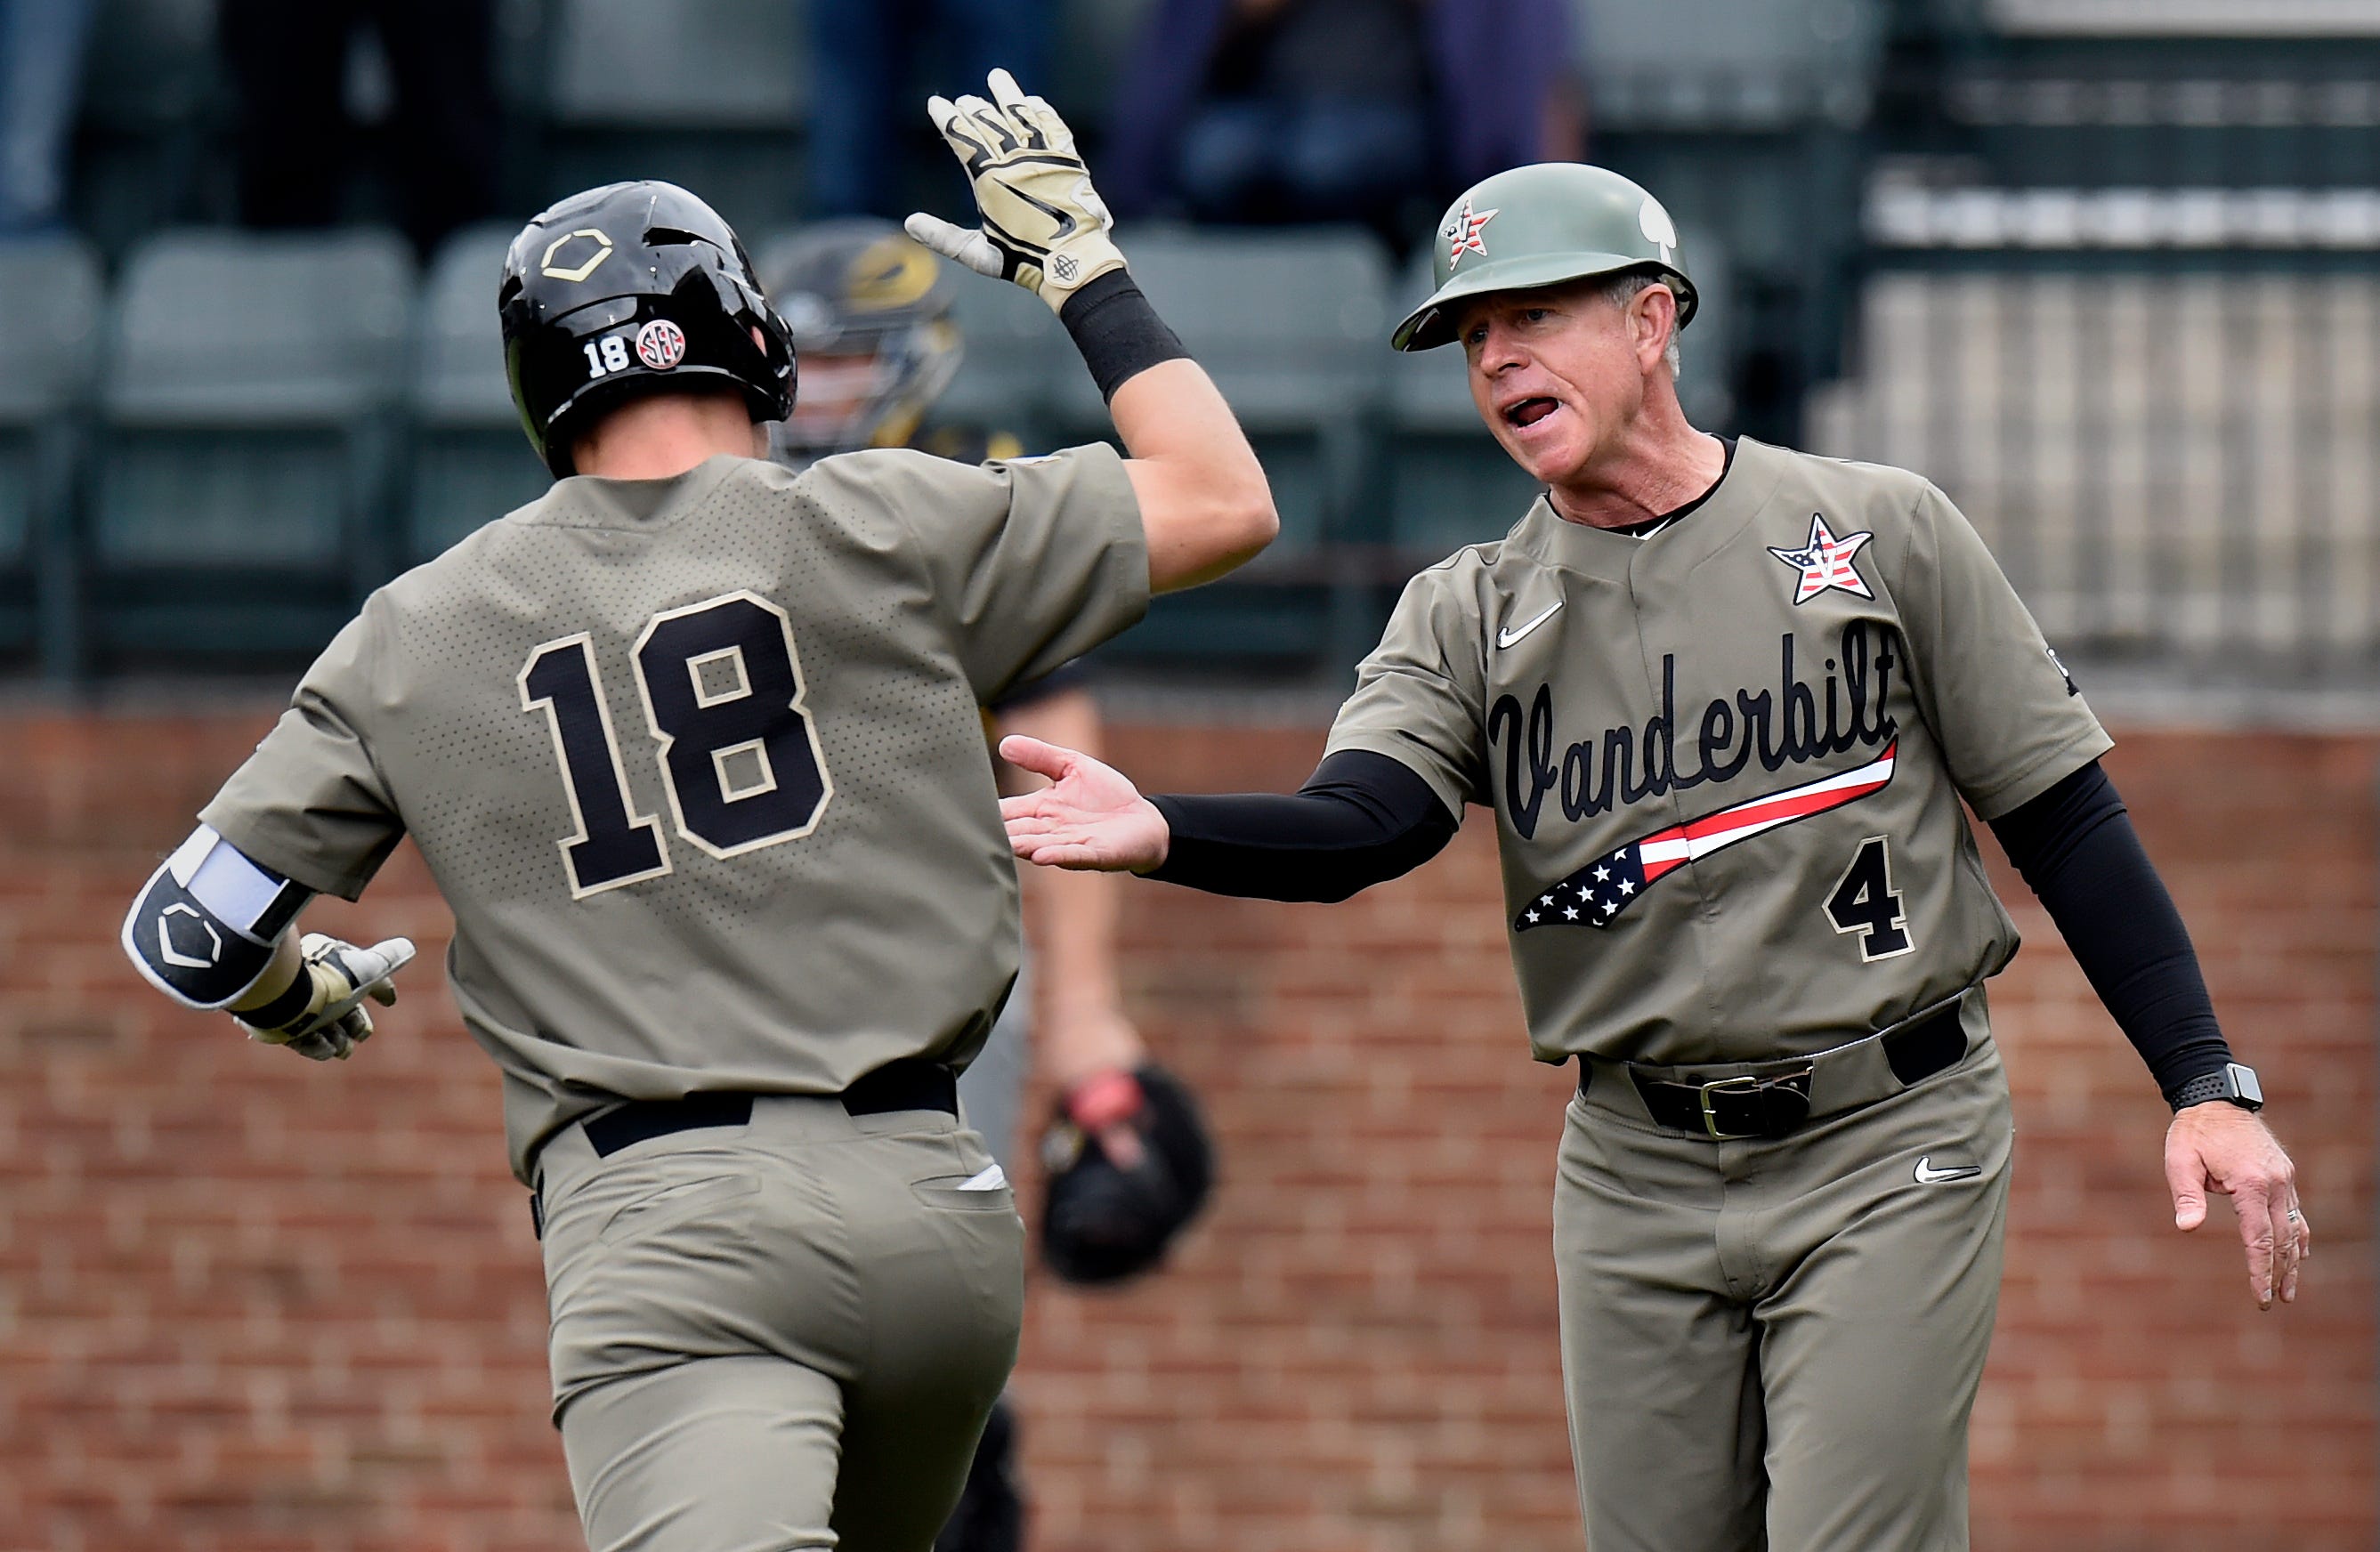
xmin=2171 ymin=1061 xmax=2263 ymax=1112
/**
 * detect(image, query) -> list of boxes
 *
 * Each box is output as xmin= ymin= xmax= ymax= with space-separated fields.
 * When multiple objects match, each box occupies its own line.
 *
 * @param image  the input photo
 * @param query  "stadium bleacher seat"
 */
xmin=1042 ymin=226 xmax=1395 ymax=664
xmin=1047 ymin=227 xmax=1392 ymax=546
xmin=1575 ymin=0 xmax=1887 ymax=129
xmin=541 ymin=0 xmax=808 ymax=236
xmin=409 ymin=223 xmax=550 ymax=561
xmin=0 ymin=237 xmax=104 ymax=674
xmin=91 ymin=228 xmax=412 ymax=661
xmin=550 ymin=0 xmax=805 ymax=127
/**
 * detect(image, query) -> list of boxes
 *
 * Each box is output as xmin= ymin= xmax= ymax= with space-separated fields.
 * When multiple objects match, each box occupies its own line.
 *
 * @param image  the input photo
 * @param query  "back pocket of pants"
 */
xmin=913 ymin=1168 xmax=1019 ymax=1213
xmin=595 ymin=1176 xmax=761 ymax=1245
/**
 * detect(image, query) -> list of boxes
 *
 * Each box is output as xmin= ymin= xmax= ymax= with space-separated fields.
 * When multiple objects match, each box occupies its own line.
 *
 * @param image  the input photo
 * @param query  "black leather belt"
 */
xmin=533 ymin=1059 xmax=962 ymax=1238
xmin=580 ymin=1058 xmax=959 ymax=1160
xmin=1599 ymin=1003 xmax=1969 ymax=1141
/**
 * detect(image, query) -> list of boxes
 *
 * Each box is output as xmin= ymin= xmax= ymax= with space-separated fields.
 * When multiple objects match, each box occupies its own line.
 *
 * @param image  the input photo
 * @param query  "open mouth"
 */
xmin=1504 ymin=397 xmax=1559 ymax=429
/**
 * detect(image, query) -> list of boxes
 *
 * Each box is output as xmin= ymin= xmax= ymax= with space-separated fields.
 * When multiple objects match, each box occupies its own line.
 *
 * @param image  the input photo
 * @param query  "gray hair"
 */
xmin=1599 ymin=270 xmax=1683 ymax=378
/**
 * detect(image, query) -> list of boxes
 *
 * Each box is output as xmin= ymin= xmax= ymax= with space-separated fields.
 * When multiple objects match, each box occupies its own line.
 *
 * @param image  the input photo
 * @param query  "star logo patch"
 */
xmin=1445 ymin=197 xmax=1498 ymax=269
xmin=1768 ymin=513 xmax=1876 ymax=605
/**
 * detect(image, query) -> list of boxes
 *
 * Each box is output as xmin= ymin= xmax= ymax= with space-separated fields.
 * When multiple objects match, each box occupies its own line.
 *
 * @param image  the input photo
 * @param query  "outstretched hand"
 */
xmin=2166 ymin=1101 xmax=2309 ymax=1310
xmin=999 ymin=735 xmax=1170 ymax=873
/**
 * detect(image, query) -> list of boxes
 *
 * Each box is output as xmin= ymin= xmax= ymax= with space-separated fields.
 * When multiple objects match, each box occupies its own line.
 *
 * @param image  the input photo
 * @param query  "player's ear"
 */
xmin=1633 ymin=285 xmax=1677 ymax=373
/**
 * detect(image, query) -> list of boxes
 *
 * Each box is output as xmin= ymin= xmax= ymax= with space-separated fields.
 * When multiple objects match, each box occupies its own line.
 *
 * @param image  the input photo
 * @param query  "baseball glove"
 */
xmin=1039 ymin=1063 xmax=1215 ymax=1286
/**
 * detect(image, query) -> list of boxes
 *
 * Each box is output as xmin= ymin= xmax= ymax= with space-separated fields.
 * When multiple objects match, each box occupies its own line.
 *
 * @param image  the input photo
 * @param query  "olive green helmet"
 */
xmin=1391 ymin=163 xmax=1696 ymax=352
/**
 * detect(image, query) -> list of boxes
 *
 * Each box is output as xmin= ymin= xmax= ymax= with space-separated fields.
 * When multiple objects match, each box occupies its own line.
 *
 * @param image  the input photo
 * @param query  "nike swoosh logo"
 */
xmin=1496 ymin=601 xmax=1563 ymax=649
xmin=1913 ymin=1156 xmax=1982 ymax=1185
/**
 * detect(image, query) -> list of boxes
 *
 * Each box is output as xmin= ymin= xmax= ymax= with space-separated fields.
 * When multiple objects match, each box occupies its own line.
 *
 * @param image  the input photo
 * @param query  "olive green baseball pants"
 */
xmin=535 ymin=1095 xmax=1025 ymax=1552
xmin=1555 ymin=1014 xmax=2013 ymax=1551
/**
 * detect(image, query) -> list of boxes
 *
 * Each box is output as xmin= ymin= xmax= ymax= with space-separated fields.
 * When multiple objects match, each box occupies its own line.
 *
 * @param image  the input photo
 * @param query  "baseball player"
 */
xmin=1000 ymin=161 xmax=2307 ymax=1550
xmin=117 ymin=70 xmax=1273 ymax=1552
xmin=760 ymin=219 xmax=1219 ymax=1552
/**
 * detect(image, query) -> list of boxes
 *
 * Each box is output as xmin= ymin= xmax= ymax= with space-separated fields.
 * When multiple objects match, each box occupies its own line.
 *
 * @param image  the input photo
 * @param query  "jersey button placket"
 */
xmin=1623 ymin=552 xmax=1729 ymax=1023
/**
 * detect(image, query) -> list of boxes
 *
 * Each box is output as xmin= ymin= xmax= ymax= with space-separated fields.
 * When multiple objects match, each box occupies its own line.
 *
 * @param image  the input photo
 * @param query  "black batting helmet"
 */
xmin=499 ymin=181 xmax=797 ymax=476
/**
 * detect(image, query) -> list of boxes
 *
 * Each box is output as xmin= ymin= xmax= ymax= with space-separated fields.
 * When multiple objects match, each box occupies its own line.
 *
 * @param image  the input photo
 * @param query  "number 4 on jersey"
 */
xmin=520 ymin=591 xmax=833 ymax=898
xmin=1825 ymin=836 xmax=1914 ymax=961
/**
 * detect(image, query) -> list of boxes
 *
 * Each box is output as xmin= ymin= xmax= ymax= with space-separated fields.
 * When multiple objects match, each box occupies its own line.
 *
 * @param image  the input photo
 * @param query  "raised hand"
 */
xmin=998 ymin=735 xmax=1170 ymax=873
xmin=904 ymin=69 xmax=1126 ymax=313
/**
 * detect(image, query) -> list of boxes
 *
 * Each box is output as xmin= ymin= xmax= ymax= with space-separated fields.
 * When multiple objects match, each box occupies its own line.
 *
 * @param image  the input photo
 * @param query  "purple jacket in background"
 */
xmin=1102 ymin=0 xmax=1576 ymax=218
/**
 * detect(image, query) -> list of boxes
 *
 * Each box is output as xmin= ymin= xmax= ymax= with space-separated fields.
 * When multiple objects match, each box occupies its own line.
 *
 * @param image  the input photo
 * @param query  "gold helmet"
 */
xmin=758 ymin=218 xmax=963 ymax=457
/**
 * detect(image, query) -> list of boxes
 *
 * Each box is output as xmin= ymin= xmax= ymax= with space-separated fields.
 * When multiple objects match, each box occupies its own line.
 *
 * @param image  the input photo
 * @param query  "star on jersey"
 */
xmin=1768 ymin=513 xmax=1876 ymax=605
xmin=1445 ymin=197 xmax=1498 ymax=268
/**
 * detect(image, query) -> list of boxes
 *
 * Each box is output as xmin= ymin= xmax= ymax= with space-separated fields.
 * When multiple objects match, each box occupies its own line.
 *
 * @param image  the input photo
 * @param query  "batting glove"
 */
xmin=906 ymin=69 xmax=1126 ymax=315
xmin=236 ymin=933 xmax=416 ymax=1062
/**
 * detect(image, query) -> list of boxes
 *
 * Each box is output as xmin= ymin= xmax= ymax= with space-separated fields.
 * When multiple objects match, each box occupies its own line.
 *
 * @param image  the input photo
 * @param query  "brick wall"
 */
xmin=0 ymin=712 xmax=2367 ymax=1552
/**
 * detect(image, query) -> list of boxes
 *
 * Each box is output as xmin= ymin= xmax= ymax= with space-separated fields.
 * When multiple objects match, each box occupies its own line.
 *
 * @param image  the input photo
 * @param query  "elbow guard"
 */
xmin=122 ymin=826 xmax=313 ymax=1009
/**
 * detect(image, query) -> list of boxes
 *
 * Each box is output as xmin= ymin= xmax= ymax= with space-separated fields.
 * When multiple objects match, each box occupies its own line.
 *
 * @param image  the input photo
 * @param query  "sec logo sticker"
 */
xmin=635 ymin=319 xmax=687 ymax=370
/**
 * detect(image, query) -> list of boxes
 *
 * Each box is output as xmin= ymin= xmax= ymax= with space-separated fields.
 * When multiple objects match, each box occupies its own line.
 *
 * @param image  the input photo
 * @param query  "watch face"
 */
xmin=2226 ymin=1063 xmax=2264 ymax=1108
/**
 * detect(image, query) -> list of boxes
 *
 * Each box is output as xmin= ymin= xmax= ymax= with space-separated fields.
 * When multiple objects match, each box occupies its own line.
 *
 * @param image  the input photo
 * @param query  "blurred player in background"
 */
xmin=763 ymin=218 xmax=1218 ymax=1552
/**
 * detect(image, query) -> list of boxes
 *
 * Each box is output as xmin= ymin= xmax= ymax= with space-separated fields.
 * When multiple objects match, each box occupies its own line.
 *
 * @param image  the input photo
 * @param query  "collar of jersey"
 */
xmin=530 ymin=451 xmax=754 ymax=529
xmin=1508 ymin=435 xmax=1786 ymax=583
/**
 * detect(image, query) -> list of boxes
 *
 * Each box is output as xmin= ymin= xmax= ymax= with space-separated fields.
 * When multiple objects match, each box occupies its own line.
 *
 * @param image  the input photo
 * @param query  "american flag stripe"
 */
xmin=1515 ymin=740 xmax=1899 ymax=932
xmin=1796 ymin=561 xmax=1870 ymax=603
xmin=1637 ymin=741 xmax=1898 ymax=871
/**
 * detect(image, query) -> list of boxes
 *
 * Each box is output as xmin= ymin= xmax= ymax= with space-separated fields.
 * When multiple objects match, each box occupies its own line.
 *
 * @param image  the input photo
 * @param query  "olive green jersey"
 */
xmin=201 ymin=448 xmax=1146 ymax=1179
xmin=1325 ymin=436 xmax=2108 ymax=1067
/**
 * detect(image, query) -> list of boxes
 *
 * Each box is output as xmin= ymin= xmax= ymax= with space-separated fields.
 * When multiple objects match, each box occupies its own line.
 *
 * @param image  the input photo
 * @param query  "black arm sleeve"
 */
xmin=1987 ymin=760 xmax=2233 ymax=1107
xmin=1145 ymin=750 xmax=1460 ymax=903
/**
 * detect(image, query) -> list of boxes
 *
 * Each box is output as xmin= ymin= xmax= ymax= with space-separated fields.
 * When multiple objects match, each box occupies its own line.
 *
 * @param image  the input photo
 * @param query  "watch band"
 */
xmin=2170 ymin=1061 xmax=2263 ymax=1112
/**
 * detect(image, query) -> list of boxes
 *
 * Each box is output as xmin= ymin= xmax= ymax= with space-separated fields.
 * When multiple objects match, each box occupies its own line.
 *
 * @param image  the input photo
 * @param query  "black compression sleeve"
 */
xmin=1059 ymin=271 xmax=1190 ymax=400
xmin=1145 ymin=750 xmax=1459 ymax=902
xmin=1987 ymin=761 xmax=2233 ymax=1107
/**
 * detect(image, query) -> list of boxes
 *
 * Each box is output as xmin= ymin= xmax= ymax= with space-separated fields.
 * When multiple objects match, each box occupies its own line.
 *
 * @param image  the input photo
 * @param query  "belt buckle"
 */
xmin=1697 ymin=1074 xmax=1761 ymax=1139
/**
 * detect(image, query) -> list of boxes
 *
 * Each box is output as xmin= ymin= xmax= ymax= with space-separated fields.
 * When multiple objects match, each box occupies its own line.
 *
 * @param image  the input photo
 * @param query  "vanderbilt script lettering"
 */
xmin=1488 ymin=622 xmax=1900 ymax=839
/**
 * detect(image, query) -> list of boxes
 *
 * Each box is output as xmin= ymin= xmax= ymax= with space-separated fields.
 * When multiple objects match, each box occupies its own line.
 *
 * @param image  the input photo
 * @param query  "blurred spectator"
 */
xmin=0 ymin=0 xmax=96 ymax=237
xmin=1105 ymin=0 xmax=1579 ymax=248
xmin=218 ymin=0 xmax=499 ymax=255
xmin=807 ymin=0 xmax=1053 ymax=219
